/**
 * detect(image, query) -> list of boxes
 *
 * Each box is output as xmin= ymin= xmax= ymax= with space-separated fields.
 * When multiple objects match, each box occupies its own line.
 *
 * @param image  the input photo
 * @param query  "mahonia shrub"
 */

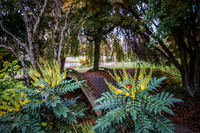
xmin=67 ymin=121 xmax=95 ymax=133
xmin=92 ymin=68 xmax=182 ymax=133
xmin=0 ymin=60 xmax=85 ymax=133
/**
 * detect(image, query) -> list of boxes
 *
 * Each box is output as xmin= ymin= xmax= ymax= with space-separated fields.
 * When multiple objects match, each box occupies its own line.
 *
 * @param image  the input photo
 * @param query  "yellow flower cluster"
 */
xmin=29 ymin=59 xmax=67 ymax=88
xmin=105 ymin=67 xmax=152 ymax=99
xmin=138 ymin=68 xmax=145 ymax=81
xmin=104 ymin=79 xmax=130 ymax=96
xmin=137 ymin=69 xmax=152 ymax=93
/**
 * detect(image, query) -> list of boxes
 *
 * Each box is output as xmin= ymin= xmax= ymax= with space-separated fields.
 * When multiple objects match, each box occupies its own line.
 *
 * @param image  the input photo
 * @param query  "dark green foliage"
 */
xmin=146 ymin=0 xmax=195 ymax=38
xmin=67 ymin=121 xmax=95 ymax=133
xmin=0 ymin=74 xmax=86 ymax=132
xmin=92 ymin=76 xmax=183 ymax=133
xmin=114 ymin=40 xmax=124 ymax=62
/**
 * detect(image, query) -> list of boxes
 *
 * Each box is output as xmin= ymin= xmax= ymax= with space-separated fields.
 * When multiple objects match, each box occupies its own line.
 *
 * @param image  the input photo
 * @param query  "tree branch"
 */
xmin=33 ymin=0 xmax=48 ymax=34
xmin=18 ymin=0 xmax=30 ymax=30
xmin=154 ymin=46 xmax=169 ymax=60
xmin=0 ymin=45 xmax=16 ymax=55
xmin=158 ymin=40 xmax=182 ymax=72
xmin=24 ymin=1 xmax=36 ymax=19
xmin=58 ymin=4 xmax=72 ymax=63
xmin=0 ymin=22 xmax=30 ymax=54
xmin=0 ymin=44 xmax=30 ymax=86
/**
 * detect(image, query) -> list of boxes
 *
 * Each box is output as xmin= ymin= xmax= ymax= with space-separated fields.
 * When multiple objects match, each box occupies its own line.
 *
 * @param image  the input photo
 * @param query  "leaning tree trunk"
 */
xmin=93 ymin=37 xmax=100 ymax=70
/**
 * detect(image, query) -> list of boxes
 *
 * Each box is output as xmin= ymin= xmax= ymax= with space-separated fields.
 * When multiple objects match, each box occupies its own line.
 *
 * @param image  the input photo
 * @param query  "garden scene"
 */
xmin=0 ymin=0 xmax=200 ymax=133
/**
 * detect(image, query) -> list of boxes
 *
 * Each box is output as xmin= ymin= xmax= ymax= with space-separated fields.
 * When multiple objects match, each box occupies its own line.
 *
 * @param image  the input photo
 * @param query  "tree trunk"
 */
xmin=182 ymin=69 xmax=200 ymax=97
xmin=93 ymin=37 xmax=100 ymax=70
xmin=183 ymin=54 xmax=200 ymax=97
xmin=18 ymin=55 xmax=30 ymax=86
xmin=60 ymin=56 xmax=65 ymax=73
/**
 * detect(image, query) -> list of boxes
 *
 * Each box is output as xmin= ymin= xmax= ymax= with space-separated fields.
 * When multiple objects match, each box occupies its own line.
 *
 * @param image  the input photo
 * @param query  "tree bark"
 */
xmin=93 ymin=37 xmax=100 ymax=70
xmin=18 ymin=54 xmax=30 ymax=86
xmin=57 ymin=5 xmax=71 ymax=64
xmin=18 ymin=0 xmax=48 ymax=72
xmin=60 ymin=56 xmax=65 ymax=73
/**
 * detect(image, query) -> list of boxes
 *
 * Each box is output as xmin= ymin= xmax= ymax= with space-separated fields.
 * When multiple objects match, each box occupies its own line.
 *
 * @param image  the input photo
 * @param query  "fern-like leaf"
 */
xmin=53 ymin=103 xmax=69 ymax=118
xmin=92 ymin=107 xmax=128 ymax=130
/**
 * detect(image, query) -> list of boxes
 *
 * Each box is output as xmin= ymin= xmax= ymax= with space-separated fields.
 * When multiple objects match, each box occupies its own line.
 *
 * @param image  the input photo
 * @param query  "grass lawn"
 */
xmin=74 ymin=62 xmax=137 ymax=73
xmin=65 ymin=57 xmax=81 ymax=62
xmin=105 ymin=62 xmax=136 ymax=69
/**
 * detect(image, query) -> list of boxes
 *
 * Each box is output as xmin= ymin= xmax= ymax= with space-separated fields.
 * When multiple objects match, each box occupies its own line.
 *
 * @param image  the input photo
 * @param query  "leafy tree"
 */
xmin=72 ymin=0 xmax=122 ymax=70
xmin=0 ymin=0 xmax=48 ymax=85
xmin=43 ymin=0 xmax=72 ymax=72
xmin=145 ymin=0 xmax=200 ymax=97
xmin=0 ymin=0 xmax=25 ymax=69
xmin=108 ymin=0 xmax=200 ymax=97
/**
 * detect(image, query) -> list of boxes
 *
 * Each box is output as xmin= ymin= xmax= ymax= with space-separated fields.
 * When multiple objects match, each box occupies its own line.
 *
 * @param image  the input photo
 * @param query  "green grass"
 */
xmin=77 ymin=64 xmax=93 ymax=69
xmin=106 ymin=62 xmax=136 ymax=69
xmin=73 ymin=62 xmax=137 ymax=73
xmin=65 ymin=57 xmax=80 ymax=62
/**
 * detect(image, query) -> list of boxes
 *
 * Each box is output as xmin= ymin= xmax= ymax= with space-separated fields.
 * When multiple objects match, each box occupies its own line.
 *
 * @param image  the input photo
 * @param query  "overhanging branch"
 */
xmin=0 ymin=22 xmax=30 ymax=54
xmin=0 ymin=45 xmax=16 ymax=55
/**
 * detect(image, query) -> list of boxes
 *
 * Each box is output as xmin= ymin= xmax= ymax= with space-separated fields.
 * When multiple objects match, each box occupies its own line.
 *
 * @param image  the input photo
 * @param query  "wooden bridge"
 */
xmin=65 ymin=67 xmax=115 ymax=116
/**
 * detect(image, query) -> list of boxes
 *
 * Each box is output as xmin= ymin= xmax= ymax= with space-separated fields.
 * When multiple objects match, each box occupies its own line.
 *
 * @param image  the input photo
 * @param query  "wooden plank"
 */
xmin=66 ymin=68 xmax=101 ymax=116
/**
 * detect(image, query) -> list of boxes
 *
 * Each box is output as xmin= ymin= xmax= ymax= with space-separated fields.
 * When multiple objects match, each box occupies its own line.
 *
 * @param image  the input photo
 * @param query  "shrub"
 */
xmin=92 ymin=67 xmax=182 ymax=133
xmin=0 ymin=60 xmax=27 ymax=116
xmin=0 ymin=60 xmax=25 ymax=92
xmin=80 ymin=58 xmax=91 ymax=65
xmin=0 ymin=90 xmax=29 ymax=116
xmin=0 ymin=60 xmax=20 ymax=78
xmin=67 ymin=121 xmax=95 ymax=133
xmin=0 ymin=60 xmax=85 ymax=132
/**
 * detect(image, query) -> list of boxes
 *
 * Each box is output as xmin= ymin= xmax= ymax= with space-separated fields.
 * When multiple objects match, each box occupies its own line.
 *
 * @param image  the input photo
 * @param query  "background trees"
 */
xmin=0 ymin=0 xmax=199 ymax=97
xmin=110 ymin=0 xmax=200 ymax=97
xmin=146 ymin=0 xmax=200 ymax=97
xmin=0 ymin=0 xmax=48 ymax=85
xmin=72 ymin=0 xmax=122 ymax=69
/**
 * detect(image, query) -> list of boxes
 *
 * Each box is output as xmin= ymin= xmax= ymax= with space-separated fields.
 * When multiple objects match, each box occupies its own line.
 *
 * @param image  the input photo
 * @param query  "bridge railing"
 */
xmin=87 ymin=67 xmax=113 ymax=73
xmin=65 ymin=68 xmax=101 ymax=116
